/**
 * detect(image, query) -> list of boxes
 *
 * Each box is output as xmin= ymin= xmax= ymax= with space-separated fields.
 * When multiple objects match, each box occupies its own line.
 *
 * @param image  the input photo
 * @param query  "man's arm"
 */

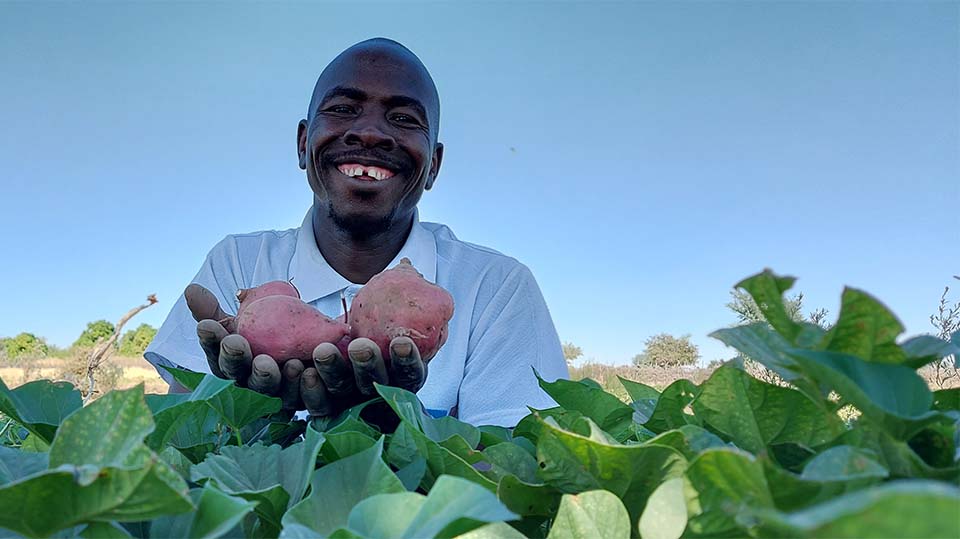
xmin=457 ymin=264 xmax=569 ymax=427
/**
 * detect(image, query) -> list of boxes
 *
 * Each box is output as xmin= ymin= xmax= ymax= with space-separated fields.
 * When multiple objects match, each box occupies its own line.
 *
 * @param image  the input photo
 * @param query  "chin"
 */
xmin=329 ymin=206 xmax=396 ymax=238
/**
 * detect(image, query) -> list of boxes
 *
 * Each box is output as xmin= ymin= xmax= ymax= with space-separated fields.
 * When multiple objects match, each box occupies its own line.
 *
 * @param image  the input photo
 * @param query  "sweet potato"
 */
xmin=236 ymin=280 xmax=299 ymax=316
xmin=348 ymin=258 xmax=454 ymax=362
xmin=236 ymin=295 xmax=350 ymax=364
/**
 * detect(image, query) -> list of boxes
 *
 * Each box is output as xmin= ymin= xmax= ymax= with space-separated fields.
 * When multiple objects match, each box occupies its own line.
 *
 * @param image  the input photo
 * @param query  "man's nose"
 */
xmin=344 ymin=118 xmax=396 ymax=151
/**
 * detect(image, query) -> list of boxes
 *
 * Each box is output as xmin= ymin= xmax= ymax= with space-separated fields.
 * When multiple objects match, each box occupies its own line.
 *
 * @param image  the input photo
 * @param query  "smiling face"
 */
xmin=298 ymin=40 xmax=443 ymax=238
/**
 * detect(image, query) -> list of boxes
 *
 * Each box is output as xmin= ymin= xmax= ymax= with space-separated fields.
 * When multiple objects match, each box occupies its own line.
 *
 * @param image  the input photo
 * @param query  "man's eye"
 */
xmin=325 ymin=105 xmax=355 ymax=114
xmin=391 ymin=113 xmax=419 ymax=125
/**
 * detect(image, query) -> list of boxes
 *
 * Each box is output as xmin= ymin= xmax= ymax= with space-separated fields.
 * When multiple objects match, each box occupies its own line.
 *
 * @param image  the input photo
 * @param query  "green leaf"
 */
xmin=376 ymin=384 xmax=481 ymax=447
xmin=157 ymin=446 xmax=193 ymax=481
xmin=191 ymin=426 xmax=324 ymax=534
xmin=0 ymin=445 xmax=48 ymax=485
xmin=638 ymin=478 xmax=687 ymax=539
xmin=838 ymin=426 xmax=959 ymax=481
xmin=340 ymin=475 xmax=518 ymax=539
xmin=709 ymin=324 xmax=821 ymax=399
xmin=81 ymin=521 xmax=133 ymax=538
xmin=0 ymin=378 xmax=83 ymax=444
xmin=185 ymin=374 xmax=283 ymax=433
xmin=900 ymin=334 xmax=960 ymax=369
xmin=534 ymin=415 xmax=686 ymax=531
xmin=618 ymin=377 xmax=660 ymax=403
xmin=482 ymin=442 xmax=539 ymax=484
xmin=824 ymin=288 xmax=906 ymax=363
xmin=320 ymin=430 xmax=378 ymax=462
xmin=386 ymin=421 xmax=496 ymax=493
xmin=514 ymin=407 xmax=588 ymax=444
xmin=0 ymin=445 xmax=192 ymax=537
xmin=546 ymin=489 xmax=630 ymax=539
xmin=644 ymin=425 xmax=728 ymax=461
xmin=148 ymin=484 xmax=256 ymax=539
xmin=143 ymin=395 xmax=213 ymax=451
xmin=684 ymin=448 xmax=773 ymax=537
xmin=643 ymin=379 xmax=700 ymax=434
xmin=749 ymin=480 xmax=960 ymax=538
xmin=453 ymin=521 xmax=526 ymax=539
xmin=735 ymin=270 xmax=802 ymax=342
xmin=496 ymin=474 xmax=562 ymax=518
xmin=50 ymin=385 xmax=154 ymax=468
xmin=536 ymin=376 xmax=635 ymax=441
xmin=692 ymin=365 xmax=844 ymax=454
xmin=800 ymin=445 xmax=889 ymax=481
xmin=280 ymin=437 xmax=405 ymax=538
xmin=786 ymin=349 xmax=943 ymax=439
xmin=933 ymin=388 xmax=960 ymax=411
xmin=759 ymin=446 xmax=889 ymax=511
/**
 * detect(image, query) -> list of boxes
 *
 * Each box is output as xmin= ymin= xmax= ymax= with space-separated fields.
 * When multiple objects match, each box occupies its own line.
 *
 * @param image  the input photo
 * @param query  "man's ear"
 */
xmin=425 ymin=142 xmax=443 ymax=191
xmin=297 ymin=120 xmax=308 ymax=170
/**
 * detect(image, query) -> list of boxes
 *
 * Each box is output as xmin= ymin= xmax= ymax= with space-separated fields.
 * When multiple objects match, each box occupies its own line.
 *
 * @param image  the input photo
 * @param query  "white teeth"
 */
xmin=338 ymin=164 xmax=392 ymax=180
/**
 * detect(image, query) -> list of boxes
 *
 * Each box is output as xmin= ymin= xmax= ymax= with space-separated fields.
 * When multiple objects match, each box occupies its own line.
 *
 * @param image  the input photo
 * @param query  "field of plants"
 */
xmin=1 ymin=270 xmax=958 ymax=538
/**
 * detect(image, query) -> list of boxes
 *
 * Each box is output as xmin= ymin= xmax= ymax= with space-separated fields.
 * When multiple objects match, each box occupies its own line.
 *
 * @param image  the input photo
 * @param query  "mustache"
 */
xmin=320 ymin=149 xmax=408 ymax=171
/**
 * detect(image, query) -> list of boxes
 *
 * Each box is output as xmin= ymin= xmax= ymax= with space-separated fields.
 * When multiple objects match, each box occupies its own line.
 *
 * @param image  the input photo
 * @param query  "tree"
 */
xmin=726 ymin=289 xmax=829 ymax=329
xmin=633 ymin=333 xmax=700 ymax=368
xmin=119 ymin=324 xmax=158 ymax=357
xmin=926 ymin=276 xmax=960 ymax=388
xmin=1 ymin=333 xmax=49 ymax=360
xmin=562 ymin=342 xmax=583 ymax=365
xmin=73 ymin=320 xmax=116 ymax=348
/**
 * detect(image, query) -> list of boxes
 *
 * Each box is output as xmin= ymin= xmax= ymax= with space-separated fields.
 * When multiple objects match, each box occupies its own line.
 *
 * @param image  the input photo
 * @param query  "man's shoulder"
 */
xmin=421 ymin=221 xmax=532 ymax=281
xmin=206 ymin=224 xmax=301 ymax=259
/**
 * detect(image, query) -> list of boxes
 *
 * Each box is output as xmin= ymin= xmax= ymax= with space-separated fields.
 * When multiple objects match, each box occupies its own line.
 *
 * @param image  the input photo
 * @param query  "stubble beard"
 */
xmin=327 ymin=204 xmax=396 ymax=241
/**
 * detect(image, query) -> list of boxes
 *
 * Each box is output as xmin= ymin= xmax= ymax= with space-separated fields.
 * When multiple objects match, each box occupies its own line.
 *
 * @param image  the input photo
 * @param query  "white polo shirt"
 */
xmin=144 ymin=206 xmax=569 ymax=427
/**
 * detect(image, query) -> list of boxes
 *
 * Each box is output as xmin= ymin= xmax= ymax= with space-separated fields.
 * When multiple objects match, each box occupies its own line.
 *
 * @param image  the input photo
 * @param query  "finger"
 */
xmin=313 ymin=342 xmax=356 ymax=397
xmin=279 ymin=359 xmax=305 ymax=410
xmin=349 ymin=338 xmax=389 ymax=396
xmin=196 ymin=320 xmax=228 ymax=378
xmin=185 ymin=283 xmax=229 ymax=323
xmin=301 ymin=367 xmax=335 ymax=417
xmin=219 ymin=334 xmax=252 ymax=383
xmin=389 ymin=336 xmax=426 ymax=393
xmin=248 ymin=355 xmax=281 ymax=395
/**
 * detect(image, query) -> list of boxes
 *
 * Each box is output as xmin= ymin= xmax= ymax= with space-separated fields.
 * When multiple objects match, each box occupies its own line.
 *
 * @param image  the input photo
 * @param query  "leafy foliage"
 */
xmin=0 ymin=270 xmax=958 ymax=538
xmin=632 ymin=333 xmax=700 ymax=368
xmin=73 ymin=319 xmax=116 ymax=348
xmin=0 ymin=333 xmax=49 ymax=360
xmin=119 ymin=323 xmax=159 ymax=357
xmin=561 ymin=343 xmax=583 ymax=365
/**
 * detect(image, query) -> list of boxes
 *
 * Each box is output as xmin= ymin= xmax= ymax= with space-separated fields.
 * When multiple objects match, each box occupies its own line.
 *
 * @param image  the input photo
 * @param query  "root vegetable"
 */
xmin=236 ymin=280 xmax=299 ymax=315
xmin=236 ymin=295 xmax=350 ymax=364
xmin=349 ymin=258 xmax=454 ymax=363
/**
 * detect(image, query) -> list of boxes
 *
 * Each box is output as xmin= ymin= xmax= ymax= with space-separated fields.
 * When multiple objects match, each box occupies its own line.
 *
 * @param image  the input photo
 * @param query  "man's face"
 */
xmin=298 ymin=45 xmax=443 ymax=237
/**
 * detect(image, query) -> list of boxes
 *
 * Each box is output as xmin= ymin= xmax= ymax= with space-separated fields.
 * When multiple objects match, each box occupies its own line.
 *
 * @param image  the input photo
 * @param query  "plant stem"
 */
xmin=235 ymin=429 xmax=243 ymax=447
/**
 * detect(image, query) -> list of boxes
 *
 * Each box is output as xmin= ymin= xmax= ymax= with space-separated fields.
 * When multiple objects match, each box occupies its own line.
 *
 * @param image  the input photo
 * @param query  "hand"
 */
xmin=183 ymin=283 xmax=429 ymax=418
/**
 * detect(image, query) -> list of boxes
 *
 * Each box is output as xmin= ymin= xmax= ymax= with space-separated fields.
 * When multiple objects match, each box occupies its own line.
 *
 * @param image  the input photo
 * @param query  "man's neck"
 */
xmin=312 ymin=206 xmax=414 ymax=285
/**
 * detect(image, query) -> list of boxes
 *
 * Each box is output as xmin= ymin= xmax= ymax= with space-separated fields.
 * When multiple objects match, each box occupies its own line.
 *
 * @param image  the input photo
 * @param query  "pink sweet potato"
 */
xmin=236 ymin=295 xmax=350 ymax=364
xmin=236 ymin=280 xmax=300 ymax=316
xmin=349 ymin=258 xmax=454 ymax=362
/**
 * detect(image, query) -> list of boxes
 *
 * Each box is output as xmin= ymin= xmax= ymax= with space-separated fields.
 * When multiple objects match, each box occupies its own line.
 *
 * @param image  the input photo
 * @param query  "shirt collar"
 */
xmin=289 ymin=205 xmax=437 ymax=303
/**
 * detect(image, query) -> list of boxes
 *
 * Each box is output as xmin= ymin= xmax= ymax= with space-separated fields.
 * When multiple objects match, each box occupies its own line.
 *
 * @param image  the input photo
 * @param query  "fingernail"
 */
xmin=223 ymin=342 xmax=243 ymax=355
xmin=350 ymin=348 xmax=373 ymax=362
xmin=315 ymin=352 xmax=337 ymax=365
xmin=303 ymin=371 xmax=319 ymax=388
xmin=392 ymin=342 xmax=412 ymax=358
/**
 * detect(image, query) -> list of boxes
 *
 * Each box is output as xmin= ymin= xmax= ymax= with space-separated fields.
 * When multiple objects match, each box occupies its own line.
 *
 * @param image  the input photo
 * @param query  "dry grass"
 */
xmin=0 ymin=355 xmax=168 ymax=396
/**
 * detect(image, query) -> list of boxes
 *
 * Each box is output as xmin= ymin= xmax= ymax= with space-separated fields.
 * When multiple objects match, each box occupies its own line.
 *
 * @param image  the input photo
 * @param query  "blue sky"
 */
xmin=1 ymin=2 xmax=957 ymax=366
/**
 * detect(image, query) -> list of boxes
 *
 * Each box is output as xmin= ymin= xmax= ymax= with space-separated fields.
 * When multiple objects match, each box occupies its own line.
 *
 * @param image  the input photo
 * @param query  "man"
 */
xmin=144 ymin=38 xmax=568 ymax=427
